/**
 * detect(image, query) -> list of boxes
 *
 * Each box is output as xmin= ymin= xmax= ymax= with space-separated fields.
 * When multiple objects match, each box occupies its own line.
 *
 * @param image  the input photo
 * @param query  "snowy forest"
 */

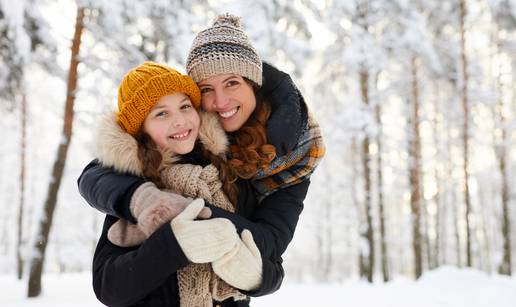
xmin=1 ymin=0 xmax=515 ymax=304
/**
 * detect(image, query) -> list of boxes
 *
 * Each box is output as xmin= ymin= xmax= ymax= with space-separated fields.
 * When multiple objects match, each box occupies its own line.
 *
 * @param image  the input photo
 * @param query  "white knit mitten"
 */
xmin=171 ymin=199 xmax=238 ymax=263
xmin=212 ymin=229 xmax=263 ymax=291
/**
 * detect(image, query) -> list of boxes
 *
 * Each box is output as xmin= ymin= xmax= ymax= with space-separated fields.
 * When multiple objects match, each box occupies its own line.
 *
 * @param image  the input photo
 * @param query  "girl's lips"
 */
xmin=169 ymin=129 xmax=191 ymax=140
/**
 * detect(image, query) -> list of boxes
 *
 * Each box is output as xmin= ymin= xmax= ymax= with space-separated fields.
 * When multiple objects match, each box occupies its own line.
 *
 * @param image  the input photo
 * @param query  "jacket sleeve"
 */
xmin=208 ymin=179 xmax=309 ymax=261
xmin=77 ymin=159 xmax=144 ymax=222
xmin=242 ymin=256 xmax=284 ymax=297
xmin=92 ymin=215 xmax=189 ymax=306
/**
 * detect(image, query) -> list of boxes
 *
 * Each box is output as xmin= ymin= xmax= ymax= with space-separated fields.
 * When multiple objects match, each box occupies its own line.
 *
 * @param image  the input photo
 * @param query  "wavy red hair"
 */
xmin=228 ymin=80 xmax=276 ymax=179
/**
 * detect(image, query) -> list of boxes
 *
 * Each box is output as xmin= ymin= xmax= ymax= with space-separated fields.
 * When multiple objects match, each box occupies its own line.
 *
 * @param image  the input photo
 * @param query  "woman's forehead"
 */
xmin=198 ymin=74 xmax=242 ymax=85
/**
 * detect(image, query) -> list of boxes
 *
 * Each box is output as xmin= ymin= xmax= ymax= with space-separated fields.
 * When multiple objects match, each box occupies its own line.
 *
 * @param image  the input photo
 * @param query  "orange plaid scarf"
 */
xmin=252 ymin=112 xmax=325 ymax=201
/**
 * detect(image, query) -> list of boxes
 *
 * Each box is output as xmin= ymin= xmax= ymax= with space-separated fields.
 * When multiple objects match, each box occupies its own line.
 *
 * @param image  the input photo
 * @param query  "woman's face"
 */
xmin=198 ymin=74 xmax=256 ymax=132
xmin=143 ymin=92 xmax=200 ymax=155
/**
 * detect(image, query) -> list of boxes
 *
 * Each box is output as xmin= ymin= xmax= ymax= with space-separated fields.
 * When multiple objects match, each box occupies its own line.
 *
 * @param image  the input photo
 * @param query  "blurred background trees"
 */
xmin=0 ymin=0 xmax=514 ymax=296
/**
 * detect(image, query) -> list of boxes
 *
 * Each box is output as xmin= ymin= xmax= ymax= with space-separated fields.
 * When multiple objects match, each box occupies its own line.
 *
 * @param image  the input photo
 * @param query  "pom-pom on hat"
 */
xmin=186 ymin=13 xmax=262 ymax=86
xmin=117 ymin=61 xmax=201 ymax=136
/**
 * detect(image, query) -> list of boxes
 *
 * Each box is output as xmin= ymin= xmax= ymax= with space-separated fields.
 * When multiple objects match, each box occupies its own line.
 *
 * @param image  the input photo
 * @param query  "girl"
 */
xmin=91 ymin=61 xmax=281 ymax=306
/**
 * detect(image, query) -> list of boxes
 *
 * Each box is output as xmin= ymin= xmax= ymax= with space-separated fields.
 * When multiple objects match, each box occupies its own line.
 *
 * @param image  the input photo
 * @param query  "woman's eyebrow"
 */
xmin=222 ymin=75 xmax=238 ymax=83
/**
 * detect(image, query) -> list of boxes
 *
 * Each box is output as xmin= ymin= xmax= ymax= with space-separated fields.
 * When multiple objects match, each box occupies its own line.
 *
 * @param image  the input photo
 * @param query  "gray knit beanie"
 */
xmin=186 ymin=13 xmax=262 ymax=86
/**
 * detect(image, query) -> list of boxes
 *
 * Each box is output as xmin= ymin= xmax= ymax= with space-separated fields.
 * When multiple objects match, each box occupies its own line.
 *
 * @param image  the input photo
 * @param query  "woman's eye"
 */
xmin=156 ymin=111 xmax=167 ymax=117
xmin=200 ymin=87 xmax=212 ymax=94
xmin=181 ymin=104 xmax=192 ymax=110
xmin=227 ymin=80 xmax=239 ymax=87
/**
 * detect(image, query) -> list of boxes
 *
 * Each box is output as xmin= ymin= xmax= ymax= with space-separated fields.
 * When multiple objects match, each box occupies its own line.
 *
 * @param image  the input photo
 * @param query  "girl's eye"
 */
xmin=155 ymin=111 xmax=167 ymax=117
xmin=181 ymin=104 xmax=192 ymax=110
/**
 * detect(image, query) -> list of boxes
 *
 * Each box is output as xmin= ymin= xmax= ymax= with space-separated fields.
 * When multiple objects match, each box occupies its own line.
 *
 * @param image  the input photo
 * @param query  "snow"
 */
xmin=2 ymin=267 xmax=515 ymax=306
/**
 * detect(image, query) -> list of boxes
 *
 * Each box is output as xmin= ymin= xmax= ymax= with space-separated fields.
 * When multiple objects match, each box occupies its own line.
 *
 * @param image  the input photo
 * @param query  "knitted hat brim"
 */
xmin=189 ymin=59 xmax=262 ymax=86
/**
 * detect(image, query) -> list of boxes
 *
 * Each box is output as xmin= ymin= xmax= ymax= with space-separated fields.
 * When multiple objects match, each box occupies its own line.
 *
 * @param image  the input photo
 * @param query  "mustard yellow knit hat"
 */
xmin=117 ymin=61 xmax=201 ymax=136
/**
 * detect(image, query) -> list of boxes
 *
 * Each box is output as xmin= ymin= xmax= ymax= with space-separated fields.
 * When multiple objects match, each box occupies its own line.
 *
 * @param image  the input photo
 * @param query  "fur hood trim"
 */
xmin=96 ymin=113 xmax=144 ymax=176
xmin=198 ymin=111 xmax=228 ymax=157
xmin=95 ymin=111 xmax=228 ymax=175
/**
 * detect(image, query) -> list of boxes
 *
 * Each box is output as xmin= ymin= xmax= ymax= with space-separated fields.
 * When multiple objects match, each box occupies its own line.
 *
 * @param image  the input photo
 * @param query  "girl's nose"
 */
xmin=171 ymin=113 xmax=186 ymax=127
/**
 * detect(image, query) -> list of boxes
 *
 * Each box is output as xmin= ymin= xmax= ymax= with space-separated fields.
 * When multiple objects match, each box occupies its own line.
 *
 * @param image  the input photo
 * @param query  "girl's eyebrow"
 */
xmin=151 ymin=97 xmax=189 ymax=110
xmin=151 ymin=104 xmax=167 ymax=111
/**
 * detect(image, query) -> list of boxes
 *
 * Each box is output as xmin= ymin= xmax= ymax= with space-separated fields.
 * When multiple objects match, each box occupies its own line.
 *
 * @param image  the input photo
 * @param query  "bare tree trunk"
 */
xmin=453 ymin=190 xmax=462 ymax=267
xmin=27 ymin=7 xmax=85 ymax=297
xmin=459 ymin=0 xmax=473 ymax=268
xmin=432 ymin=81 xmax=443 ymax=268
xmin=424 ymin=199 xmax=433 ymax=269
xmin=351 ymin=138 xmax=363 ymax=278
xmin=495 ymin=71 xmax=512 ymax=276
xmin=498 ymin=146 xmax=511 ymax=275
xmin=477 ymin=185 xmax=493 ymax=273
xmin=408 ymin=57 xmax=424 ymax=279
xmin=17 ymin=89 xmax=27 ymax=280
xmin=375 ymin=99 xmax=389 ymax=282
xmin=359 ymin=70 xmax=374 ymax=282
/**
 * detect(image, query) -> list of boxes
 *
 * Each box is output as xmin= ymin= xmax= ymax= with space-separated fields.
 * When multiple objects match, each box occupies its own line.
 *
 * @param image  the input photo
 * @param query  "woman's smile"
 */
xmin=218 ymin=107 xmax=239 ymax=119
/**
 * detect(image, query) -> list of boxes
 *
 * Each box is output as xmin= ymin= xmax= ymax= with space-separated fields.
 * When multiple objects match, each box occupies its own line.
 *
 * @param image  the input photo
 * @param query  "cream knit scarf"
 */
xmin=161 ymin=163 xmax=247 ymax=306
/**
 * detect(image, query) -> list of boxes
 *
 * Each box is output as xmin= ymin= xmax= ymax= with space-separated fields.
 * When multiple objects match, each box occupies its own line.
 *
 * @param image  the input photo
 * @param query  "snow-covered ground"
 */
xmin=2 ymin=267 xmax=515 ymax=306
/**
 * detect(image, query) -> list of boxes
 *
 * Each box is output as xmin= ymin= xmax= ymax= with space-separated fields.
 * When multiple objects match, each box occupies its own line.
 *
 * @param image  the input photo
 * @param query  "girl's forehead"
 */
xmin=153 ymin=92 xmax=189 ymax=106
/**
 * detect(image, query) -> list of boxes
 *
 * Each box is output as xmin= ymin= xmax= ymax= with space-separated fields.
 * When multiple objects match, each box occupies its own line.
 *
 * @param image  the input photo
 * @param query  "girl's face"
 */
xmin=198 ymin=74 xmax=256 ymax=132
xmin=143 ymin=92 xmax=200 ymax=155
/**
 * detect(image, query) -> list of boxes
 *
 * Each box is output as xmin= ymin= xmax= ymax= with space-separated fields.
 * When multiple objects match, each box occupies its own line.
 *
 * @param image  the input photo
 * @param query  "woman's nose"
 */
xmin=214 ymin=90 xmax=230 ymax=109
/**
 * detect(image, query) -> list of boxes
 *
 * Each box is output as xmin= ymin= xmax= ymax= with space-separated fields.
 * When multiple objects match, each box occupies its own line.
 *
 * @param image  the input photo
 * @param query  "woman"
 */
xmin=79 ymin=13 xmax=324 ymax=305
